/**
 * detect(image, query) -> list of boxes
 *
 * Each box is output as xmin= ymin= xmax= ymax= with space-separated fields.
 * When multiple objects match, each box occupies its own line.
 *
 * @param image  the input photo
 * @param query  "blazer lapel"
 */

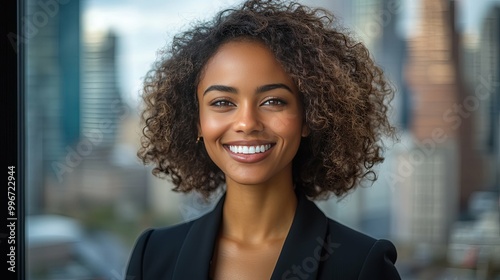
xmin=271 ymin=191 xmax=329 ymax=280
xmin=172 ymin=194 xmax=225 ymax=280
xmin=171 ymin=191 xmax=328 ymax=280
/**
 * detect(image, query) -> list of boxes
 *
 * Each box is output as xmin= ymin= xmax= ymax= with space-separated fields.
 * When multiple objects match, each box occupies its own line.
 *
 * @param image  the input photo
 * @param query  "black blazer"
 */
xmin=126 ymin=191 xmax=401 ymax=279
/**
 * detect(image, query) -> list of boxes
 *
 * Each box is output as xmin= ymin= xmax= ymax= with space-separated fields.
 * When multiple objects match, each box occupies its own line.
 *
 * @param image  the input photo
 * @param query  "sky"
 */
xmin=83 ymin=0 xmax=500 ymax=108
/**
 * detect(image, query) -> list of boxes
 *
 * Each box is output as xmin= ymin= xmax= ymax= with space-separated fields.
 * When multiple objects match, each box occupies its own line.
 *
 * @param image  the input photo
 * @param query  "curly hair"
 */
xmin=138 ymin=0 xmax=396 ymax=200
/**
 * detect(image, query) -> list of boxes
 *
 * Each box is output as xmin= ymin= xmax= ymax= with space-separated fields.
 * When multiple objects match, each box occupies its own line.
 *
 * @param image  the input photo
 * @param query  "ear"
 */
xmin=197 ymin=122 xmax=202 ymax=137
xmin=301 ymin=123 xmax=310 ymax=137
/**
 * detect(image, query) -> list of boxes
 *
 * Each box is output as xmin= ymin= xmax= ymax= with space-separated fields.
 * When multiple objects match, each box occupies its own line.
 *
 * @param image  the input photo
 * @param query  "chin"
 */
xmin=226 ymin=175 xmax=273 ymax=187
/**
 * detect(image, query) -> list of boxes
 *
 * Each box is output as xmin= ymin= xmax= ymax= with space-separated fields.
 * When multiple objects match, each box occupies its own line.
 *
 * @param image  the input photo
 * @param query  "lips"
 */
xmin=223 ymin=142 xmax=275 ymax=163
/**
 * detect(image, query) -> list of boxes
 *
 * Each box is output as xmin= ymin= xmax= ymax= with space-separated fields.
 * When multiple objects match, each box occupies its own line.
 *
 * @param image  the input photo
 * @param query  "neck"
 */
xmin=221 ymin=174 xmax=297 ymax=245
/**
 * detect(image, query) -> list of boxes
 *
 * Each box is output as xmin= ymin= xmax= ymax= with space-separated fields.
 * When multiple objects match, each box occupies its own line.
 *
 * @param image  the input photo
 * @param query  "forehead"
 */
xmin=198 ymin=40 xmax=294 ymax=87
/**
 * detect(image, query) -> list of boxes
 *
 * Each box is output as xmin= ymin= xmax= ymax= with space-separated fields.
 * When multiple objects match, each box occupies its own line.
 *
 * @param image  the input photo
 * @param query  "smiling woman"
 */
xmin=197 ymin=40 xmax=308 ymax=189
xmin=126 ymin=0 xmax=400 ymax=279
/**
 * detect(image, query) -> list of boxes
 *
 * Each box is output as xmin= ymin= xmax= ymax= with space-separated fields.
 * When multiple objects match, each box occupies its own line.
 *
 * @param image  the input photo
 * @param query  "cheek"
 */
xmin=199 ymin=112 xmax=229 ymax=138
xmin=269 ymin=113 xmax=304 ymax=137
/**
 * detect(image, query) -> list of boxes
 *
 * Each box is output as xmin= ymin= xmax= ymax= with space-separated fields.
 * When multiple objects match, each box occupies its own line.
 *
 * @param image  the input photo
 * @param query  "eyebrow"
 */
xmin=203 ymin=83 xmax=293 ymax=95
xmin=256 ymin=83 xmax=293 ymax=94
xmin=203 ymin=85 xmax=237 ymax=95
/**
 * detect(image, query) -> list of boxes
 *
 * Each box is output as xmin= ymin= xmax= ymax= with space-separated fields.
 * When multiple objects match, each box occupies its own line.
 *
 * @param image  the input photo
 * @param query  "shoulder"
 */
xmin=147 ymin=220 xmax=194 ymax=244
xmin=319 ymin=218 xmax=400 ymax=279
xmin=325 ymin=218 xmax=386 ymax=251
xmin=134 ymin=220 xmax=195 ymax=252
xmin=125 ymin=195 xmax=225 ymax=279
xmin=125 ymin=221 xmax=194 ymax=280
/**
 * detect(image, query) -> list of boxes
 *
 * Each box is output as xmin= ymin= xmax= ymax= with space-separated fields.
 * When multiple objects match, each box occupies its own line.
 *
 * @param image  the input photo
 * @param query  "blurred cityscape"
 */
xmin=24 ymin=0 xmax=499 ymax=279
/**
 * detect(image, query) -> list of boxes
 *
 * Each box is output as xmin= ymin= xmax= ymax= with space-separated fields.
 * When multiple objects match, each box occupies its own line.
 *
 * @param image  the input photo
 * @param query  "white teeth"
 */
xmin=229 ymin=144 xmax=272 ymax=154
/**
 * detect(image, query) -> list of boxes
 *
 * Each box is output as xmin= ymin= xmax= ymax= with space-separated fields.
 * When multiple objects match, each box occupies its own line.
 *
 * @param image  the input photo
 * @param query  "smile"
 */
xmin=228 ymin=144 xmax=272 ymax=154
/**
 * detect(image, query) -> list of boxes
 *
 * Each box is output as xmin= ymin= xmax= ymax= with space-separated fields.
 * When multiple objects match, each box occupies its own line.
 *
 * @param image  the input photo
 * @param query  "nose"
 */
xmin=233 ymin=102 xmax=263 ymax=134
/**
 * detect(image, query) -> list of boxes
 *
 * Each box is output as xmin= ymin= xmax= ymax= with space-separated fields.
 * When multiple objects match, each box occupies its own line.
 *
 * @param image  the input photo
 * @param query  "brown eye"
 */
xmin=211 ymin=100 xmax=235 ymax=107
xmin=262 ymin=98 xmax=286 ymax=106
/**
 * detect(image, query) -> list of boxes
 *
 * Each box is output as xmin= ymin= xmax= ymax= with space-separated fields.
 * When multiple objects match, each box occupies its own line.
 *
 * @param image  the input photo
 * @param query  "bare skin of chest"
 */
xmin=210 ymin=236 xmax=286 ymax=280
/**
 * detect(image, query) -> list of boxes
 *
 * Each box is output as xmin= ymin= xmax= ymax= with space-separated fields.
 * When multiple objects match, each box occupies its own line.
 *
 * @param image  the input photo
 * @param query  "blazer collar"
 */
xmin=172 ymin=190 xmax=329 ymax=280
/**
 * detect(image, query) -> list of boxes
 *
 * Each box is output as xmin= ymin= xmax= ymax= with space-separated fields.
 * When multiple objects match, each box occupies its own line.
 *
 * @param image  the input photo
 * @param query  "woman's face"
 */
xmin=197 ymin=40 xmax=309 ymax=186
